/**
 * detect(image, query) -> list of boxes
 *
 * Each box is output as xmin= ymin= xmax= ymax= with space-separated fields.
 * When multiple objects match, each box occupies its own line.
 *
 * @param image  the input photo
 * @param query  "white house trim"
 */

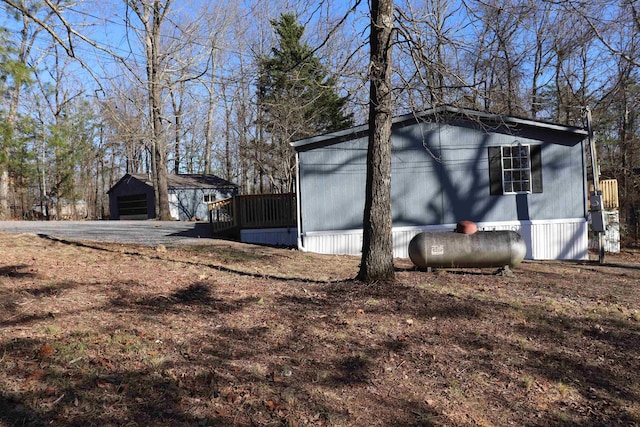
xmin=300 ymin=218 xmax=588 ymax=260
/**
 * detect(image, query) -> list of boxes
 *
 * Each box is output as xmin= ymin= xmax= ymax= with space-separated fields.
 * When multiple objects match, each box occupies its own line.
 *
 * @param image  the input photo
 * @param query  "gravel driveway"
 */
xmin=0 ymin=220 xmax=214 ymax=246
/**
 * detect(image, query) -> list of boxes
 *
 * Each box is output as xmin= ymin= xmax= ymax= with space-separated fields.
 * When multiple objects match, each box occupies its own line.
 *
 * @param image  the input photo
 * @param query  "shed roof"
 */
xmin=108 ymin=173 xmax=237 ymax=194
xmin=291 ymin=105 xmax=589 ymax=152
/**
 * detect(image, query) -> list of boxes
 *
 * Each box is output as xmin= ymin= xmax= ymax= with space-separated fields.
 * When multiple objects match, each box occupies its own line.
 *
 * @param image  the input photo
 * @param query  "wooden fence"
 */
xmin=208 ymin=193 xmax=296 ymax=235
xmin=590 ymin=179 xmax=619 ymax=210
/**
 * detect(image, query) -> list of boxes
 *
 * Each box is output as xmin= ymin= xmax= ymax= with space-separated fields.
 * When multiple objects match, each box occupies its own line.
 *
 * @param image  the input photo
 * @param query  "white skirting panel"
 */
xmin=302 ymin=231 xmax=363 ymax=255
xmin=301 ymin=218 xmax=589 ymax=260
xmin=241 ymin=228 xmax=298 ymax=247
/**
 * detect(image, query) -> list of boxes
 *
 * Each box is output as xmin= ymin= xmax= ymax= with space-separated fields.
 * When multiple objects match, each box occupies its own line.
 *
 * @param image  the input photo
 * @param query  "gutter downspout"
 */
xmin=294 ymin=151 xmax=307 ymax=252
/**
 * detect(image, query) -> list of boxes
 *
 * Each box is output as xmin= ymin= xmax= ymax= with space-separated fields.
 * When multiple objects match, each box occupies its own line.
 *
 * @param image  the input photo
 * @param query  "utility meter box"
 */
xmin=591 ymin=210 xmax=606 ymax=232
xmin=590 ymin=191 xmax=606 ymax=232
xmin=590 ymin=191 xmax=603 ymax=212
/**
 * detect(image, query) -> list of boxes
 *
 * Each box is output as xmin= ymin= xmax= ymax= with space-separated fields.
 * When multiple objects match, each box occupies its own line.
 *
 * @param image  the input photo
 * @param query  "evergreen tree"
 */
xmin=0 ymin=24 xmax=33 ymax=218
xmin=257 ymin=13 xmax=352 ymax=192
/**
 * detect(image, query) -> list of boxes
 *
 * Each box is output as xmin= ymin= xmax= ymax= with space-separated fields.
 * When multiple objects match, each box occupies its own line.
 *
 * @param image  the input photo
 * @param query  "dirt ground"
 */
xmin=1 ymin=232 xmax=639 ymax=426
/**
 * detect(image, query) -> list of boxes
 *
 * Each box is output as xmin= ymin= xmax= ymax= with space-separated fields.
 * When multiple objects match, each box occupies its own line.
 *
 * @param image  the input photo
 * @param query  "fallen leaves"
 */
xmin=2 ymin=233 xmax=640 ymax=427
xmin=26 ymin=369 xmax=46 ymax=383
xmin=38 ymin=343 xmax=54 ymax=358
xmin=264 ymin=399 xmax=281 ymax=411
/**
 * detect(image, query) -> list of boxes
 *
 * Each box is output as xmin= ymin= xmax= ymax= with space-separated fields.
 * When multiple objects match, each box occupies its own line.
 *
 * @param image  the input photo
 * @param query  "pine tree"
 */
xmin=0 ymin=25 xmax=33 ymax=219
xmin=257 ymin=13 xmax=353 ymax=192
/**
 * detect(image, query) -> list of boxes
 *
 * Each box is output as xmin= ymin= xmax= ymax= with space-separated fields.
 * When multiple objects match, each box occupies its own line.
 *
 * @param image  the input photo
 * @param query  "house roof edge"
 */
xmin=291 ymin=105 xmax=588 ymax=151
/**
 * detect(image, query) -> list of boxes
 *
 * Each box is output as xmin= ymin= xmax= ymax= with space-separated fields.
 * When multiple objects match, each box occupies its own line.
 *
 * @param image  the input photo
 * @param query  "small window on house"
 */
xmin=203 ymin=194 xmax=216 ymax=203
xmin=488 ymin=144 xmax=542 ymax=196
xmin=502 ymin=144 xmax=530 ymax=193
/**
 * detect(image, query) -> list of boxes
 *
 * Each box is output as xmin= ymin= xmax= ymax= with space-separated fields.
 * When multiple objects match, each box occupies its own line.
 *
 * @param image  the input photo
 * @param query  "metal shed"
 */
xmin=291 ymin=106 xmax=590 ymax=260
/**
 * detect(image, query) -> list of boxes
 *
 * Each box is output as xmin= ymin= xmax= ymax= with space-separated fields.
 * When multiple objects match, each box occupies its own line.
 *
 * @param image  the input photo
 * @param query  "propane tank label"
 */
xmin=431 ymin=245 xmax=444 ymax=256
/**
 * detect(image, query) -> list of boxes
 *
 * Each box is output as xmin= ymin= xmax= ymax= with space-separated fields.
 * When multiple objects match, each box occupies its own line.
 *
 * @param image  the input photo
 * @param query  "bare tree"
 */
xmin=168 ymin=80 xmax=185 ymax=174
xmin=202 ymin=44 xmax=219 ymax=175
xmin=126 ymin=0 xmax=172 ymax=219
xmin=99 ymin=78 xmax=150 ymax=175
xmin=586 ymin=0 xmax=640 ymax=241
xmin=200 ymin=3 xmax=233 ymax=175
xmin=557 ymin=0 xmax=640 ymax=69
xmin=462 ymin=0 xmax=530 ymax=115
xmin=357 ymin=0 xmax=395 ymax=283
xmin=231 ymin=50 xmax=261 ymax=194
xmin=394 ymin=0 xmax=467 ymax=110
xmin=523 ymin=0 xmax=556 ymax=119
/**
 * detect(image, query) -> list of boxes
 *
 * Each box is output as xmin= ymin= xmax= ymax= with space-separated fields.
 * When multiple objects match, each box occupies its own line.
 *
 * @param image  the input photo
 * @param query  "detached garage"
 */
xmin=108 ymin=173 xmax=238 ymax=220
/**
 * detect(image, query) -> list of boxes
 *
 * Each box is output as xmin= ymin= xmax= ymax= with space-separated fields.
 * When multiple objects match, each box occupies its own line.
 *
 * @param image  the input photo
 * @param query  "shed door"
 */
xmin=118 ymin=194 xmax=148 ymax=219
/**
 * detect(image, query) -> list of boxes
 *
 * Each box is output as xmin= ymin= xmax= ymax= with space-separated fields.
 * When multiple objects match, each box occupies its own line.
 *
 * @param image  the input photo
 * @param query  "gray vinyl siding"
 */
xmin=170 ymin=188 xmax=236 ymax=221
xmin=298 ymin=119 xmax=587 ymax=234
xmin=299 ymin=138 xmax=368 ymax=231
xmin=391 ymin=122 xmax=444 ymax=226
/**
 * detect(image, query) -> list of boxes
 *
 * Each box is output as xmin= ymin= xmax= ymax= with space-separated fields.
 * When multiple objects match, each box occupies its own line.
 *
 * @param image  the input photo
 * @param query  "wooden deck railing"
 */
xmin=208 ymin=197 xmax=235 ymax=234
xmin=208 ymin=193 xmax=296 ymax=235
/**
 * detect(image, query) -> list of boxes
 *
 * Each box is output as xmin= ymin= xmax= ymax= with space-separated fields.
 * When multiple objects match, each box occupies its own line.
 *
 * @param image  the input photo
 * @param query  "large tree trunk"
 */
xmin=144 ymin=0 xmax=171 ymax=220
xmin=357 ymin=0 xmax=395 ymax=283
xmin=128 ymin=0 xmax=171 ymax=219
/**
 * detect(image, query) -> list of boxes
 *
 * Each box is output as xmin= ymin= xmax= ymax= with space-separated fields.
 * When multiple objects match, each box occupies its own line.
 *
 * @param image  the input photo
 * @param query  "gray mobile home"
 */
xmin=108 ymin=173 xmax=237 ymax=221
xmin=292 ymin=106 xmax=590 ymax=260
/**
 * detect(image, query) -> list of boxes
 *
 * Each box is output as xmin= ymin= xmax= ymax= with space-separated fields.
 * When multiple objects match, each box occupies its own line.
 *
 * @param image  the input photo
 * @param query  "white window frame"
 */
xmin=501 ymin=143 xmax=532 ymax=194
xmin=203 ymin=193 xmax=216 ymax=203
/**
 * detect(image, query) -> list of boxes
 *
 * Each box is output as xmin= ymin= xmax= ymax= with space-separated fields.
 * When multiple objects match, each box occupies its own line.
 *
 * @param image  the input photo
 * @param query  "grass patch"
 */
xmin=43 ymin=325 xmax=60 ymax=335
xmin=520 ymin=375 xmax=534 ymax=391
